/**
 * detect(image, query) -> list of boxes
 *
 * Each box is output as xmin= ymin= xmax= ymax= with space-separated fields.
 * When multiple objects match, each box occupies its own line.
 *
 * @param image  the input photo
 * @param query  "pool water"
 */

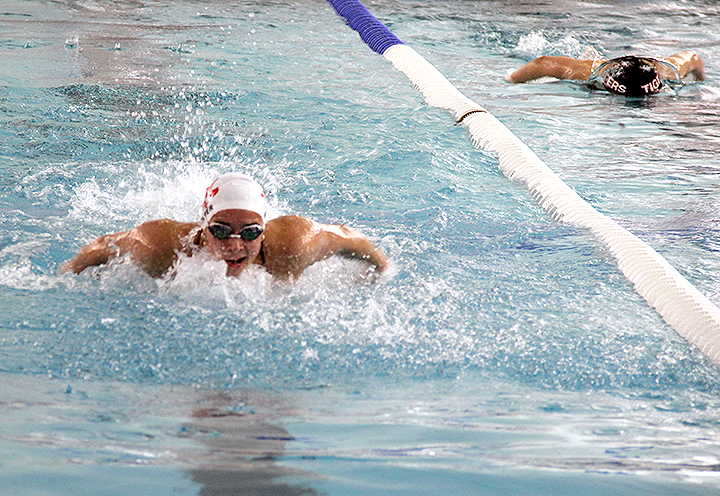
xmin=1 ymin=0 xmax=720 ymax=494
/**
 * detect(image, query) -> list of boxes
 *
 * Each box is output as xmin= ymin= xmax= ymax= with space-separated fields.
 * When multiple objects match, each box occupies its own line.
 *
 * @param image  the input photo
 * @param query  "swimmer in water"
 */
xmin=60 ymin=173 xmax=388 ymax=280
xmin=507 ymin=49 xmax=705 ymax=96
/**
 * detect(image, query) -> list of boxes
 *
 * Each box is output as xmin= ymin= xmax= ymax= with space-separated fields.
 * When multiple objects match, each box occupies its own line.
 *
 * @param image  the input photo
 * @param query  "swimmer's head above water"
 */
xmin=590 ymin=56 xmax=675 ymax=96
xmin=200 ymin=173 xmax=268 ymax=227
xmin=197 ymin=173 xmax=270 ymax=276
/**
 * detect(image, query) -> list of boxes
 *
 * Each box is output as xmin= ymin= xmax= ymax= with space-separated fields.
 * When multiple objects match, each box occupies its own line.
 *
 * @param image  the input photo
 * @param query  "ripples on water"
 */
xmin=2 ymin=0 xmax=720 ymax=494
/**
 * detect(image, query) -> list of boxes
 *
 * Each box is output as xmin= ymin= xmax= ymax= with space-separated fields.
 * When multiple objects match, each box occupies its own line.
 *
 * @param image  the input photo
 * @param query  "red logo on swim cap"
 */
xmin=202 ymin=186 xmax=220 ymax=213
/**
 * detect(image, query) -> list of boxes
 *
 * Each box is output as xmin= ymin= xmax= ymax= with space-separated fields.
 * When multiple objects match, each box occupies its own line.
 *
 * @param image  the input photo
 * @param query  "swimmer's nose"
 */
xmin=222 ymin=237 xmax=246 ymax=253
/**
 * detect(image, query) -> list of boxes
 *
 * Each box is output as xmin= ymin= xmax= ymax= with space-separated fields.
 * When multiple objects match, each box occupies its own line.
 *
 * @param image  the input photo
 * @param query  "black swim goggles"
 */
xmin=207 ymin=222 xmax=264 ymax=241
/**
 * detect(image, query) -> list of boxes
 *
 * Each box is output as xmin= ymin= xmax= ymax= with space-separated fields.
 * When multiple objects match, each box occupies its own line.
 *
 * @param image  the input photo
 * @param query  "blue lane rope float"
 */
xmin=326 ymin=0 xmax=720 ymax=364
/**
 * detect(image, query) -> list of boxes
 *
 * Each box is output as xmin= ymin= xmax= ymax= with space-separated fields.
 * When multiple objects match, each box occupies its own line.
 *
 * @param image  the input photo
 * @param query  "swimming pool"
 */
xmin=1 ymin=0 xmax=720 ymax=494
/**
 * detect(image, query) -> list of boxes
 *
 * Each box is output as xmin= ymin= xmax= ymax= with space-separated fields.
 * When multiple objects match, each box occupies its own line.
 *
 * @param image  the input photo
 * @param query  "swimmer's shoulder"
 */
xmin=126 ymin=219 xmax=201 ymax=260
xmin=119 ymin=219 xmax=199 ymax=277
xmin=263 ymin=215 xmax=314 ymax=251
xmin=260 ymin=215 xmax=318 ymax=278
xmin=133 ymin=219 xmax=199 ymax=242
xmin=265 ymin=214 xmax=312 ymax=230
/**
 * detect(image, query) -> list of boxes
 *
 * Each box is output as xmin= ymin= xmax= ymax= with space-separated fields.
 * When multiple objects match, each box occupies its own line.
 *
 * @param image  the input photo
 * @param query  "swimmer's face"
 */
xmin=204 ymin=209 xmax=264 ymax=277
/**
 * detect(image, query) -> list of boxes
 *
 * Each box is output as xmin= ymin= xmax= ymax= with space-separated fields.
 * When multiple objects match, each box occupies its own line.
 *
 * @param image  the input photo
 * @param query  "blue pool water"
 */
xmin=2 ymin=0 xmax=720 ymax=494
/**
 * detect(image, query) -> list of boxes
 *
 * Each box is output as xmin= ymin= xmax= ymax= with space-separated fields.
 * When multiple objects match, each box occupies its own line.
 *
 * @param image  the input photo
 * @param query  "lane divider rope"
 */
xmin=326 ymin=0 xmax=720 ymax=364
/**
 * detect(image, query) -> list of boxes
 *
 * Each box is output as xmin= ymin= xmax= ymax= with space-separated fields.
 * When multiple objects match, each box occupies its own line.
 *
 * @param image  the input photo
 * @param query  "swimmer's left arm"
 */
xmin=320 ymin=223 xmax=389 ymax=274
xmin=667 ymin=50 xmax=705 ymax=81
xmin=263 ymin=215 xmax=388 ymax=280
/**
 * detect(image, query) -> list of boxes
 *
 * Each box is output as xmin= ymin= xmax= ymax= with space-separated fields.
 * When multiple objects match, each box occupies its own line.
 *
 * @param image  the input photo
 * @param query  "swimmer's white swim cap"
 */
xmin=201 ymin=173 xmax=268 ymax=226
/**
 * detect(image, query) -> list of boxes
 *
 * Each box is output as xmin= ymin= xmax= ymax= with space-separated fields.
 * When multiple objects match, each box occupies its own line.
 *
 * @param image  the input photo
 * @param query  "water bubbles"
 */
xmin=514 ymin=31 xmax=590 ymax=59
xmin=165 ymin=43 xmax=195 ymax=54
xmin=64 ymin=36 xmax=79 ymax=49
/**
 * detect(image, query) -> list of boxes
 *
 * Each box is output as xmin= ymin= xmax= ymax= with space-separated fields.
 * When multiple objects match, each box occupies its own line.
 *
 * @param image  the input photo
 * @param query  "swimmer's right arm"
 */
xmin=507 ymin=56 xmax=594 ymax=83
xmin=59 ymin=233 xmax=118 ymax=275
xmin=60 ymin=219 xmax=198 ymax=278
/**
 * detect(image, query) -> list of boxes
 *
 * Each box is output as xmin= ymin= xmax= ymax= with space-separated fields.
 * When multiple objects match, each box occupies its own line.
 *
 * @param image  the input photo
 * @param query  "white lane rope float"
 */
xmin=326 ymin=0 xmax=720 ymax=364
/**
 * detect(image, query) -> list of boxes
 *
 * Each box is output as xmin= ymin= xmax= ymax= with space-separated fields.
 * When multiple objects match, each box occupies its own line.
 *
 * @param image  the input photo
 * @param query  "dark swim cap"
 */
xmin=601 ymin=56 xmax=663 ymax=96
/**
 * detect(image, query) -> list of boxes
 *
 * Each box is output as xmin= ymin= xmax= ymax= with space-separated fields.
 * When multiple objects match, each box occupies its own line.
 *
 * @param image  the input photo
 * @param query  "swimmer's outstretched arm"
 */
xmin=507 ymin=56 xmax=594 ymax=83
xmin=667 ymin=50 xmax=705 ymax=81
xmin=60 ymin=219 xmax=197 ymax=278
xmin=262 ymin=215 xmax=388 ymax=280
